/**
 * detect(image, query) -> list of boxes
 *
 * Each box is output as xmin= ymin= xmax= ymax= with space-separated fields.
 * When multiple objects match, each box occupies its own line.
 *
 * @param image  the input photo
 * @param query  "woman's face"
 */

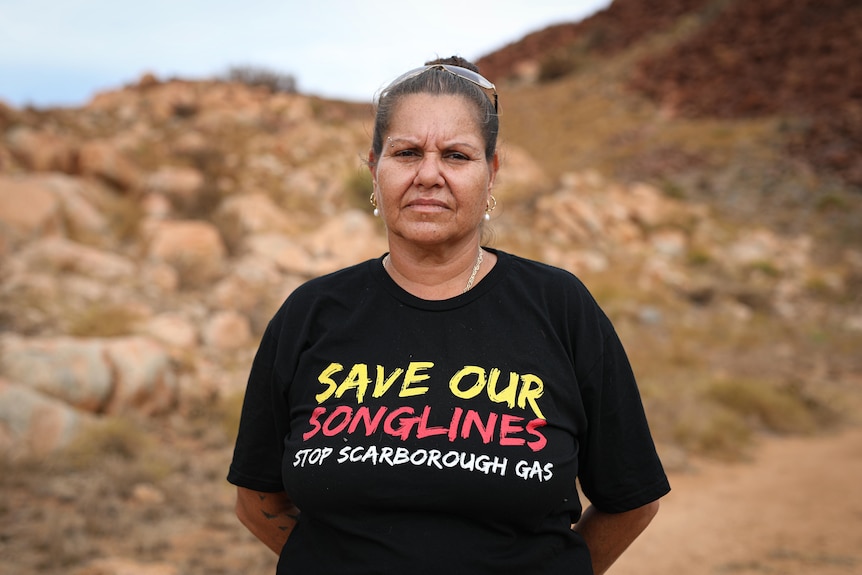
xmin=371 ymin=93 xmax=498 ymax=249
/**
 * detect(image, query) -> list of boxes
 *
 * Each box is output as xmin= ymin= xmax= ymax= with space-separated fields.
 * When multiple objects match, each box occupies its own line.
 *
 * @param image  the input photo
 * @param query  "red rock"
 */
xmin=78 ymin=140 xmax=142 ymax=190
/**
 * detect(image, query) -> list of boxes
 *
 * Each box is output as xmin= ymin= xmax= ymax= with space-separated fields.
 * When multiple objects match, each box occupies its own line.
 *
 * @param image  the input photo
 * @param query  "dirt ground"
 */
xmin=2 ymin=423 xmax=861 ymax=574
xmin=614 ymin=428 xmax=862 ymax=575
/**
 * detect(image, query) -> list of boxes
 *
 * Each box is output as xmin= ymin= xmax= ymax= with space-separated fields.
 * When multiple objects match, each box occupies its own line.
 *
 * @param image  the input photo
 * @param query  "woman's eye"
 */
xmin=393 ymin=149 xmax=419 ymax=158
xmin=446 ymin=152 xmax=470 ymax=161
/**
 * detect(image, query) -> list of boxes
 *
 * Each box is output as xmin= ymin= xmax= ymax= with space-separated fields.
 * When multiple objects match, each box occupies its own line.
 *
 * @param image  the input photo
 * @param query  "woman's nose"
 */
xmin=414 ymin=155 xmax=444 ymax=188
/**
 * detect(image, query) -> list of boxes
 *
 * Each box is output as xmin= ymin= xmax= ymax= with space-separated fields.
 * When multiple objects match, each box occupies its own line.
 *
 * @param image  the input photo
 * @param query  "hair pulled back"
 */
xmin=371 ymin=56 xmax=499 ymax=163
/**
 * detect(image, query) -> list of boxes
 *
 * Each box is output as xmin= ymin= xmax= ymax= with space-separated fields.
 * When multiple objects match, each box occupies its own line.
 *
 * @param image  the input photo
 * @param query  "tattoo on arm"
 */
xmin=257 ymin=493 xmax=301 ymax=528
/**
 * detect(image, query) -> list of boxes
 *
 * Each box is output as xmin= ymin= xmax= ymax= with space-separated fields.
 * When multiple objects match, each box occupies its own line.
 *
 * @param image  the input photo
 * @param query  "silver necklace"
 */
xmin=383 ymin=248 xmax=484 ymax=293
xmin=463 ymin=248 xmax=484 ymax=292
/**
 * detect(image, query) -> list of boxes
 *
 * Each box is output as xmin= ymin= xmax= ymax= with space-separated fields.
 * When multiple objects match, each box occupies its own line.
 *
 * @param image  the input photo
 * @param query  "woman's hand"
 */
xmin=573 ymin=500 xmax=660 ymax=575
xmin=235 ymin=487 xmax=301 ymax=555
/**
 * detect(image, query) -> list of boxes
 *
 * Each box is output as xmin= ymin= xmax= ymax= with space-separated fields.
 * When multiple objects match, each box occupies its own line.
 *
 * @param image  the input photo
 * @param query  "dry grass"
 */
xmin=65 ymin=301 xmax=143 ymax=338
xmin=0 ymin=405 xmax=262 ymax=575
xmin=57 ymin=416 xmax=171 ymax=480
xmin=706 ymin=378 xmax=820 ymax=435
xmin=575 ymin=260 xmax=854 ymax=460
xmin=343 ymin=165 xmax=374 ymax=211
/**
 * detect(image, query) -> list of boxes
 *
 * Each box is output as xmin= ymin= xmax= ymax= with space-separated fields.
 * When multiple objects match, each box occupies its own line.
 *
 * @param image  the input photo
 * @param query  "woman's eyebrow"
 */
xmin=387 ymin=137 xmax=481 ymax=152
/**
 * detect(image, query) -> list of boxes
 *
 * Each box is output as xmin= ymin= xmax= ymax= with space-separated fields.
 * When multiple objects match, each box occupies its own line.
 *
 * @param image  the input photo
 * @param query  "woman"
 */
xmin=228 ymin=56 xmax=670 ymax=574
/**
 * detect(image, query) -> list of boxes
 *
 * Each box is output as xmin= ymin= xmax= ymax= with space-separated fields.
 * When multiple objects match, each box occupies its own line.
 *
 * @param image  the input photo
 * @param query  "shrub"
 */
xmin=344 ymin=167 xmax=373 ymax=211
xmin=223 ymin=65 xmax=298 ymax=94
xmin=707 ymin=378 xmax=818 ymax=434
xmin=672 ymin=407 xmax=754 ymax=460
xmin=65 ymin=302 xmax=141 ymax=338
xmin=538 ymin=53 xmax=580 ymax=82
xmin=58 ymin=417 xmax=173 ymax=485
xmin=61 ymin=417 xmax=151 ymax=466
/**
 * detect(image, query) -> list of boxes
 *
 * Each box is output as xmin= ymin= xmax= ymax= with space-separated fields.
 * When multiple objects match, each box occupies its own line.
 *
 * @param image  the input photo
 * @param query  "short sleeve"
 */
xmin=227 ymin=319 xmax=288 ymax=492
xmin=576 ymin=322 xmax=671 ymax=513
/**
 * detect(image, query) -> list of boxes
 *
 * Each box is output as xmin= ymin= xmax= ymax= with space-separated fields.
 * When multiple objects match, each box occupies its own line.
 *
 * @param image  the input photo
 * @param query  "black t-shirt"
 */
xmin=228 ymin=249 xmax=670 ymax=574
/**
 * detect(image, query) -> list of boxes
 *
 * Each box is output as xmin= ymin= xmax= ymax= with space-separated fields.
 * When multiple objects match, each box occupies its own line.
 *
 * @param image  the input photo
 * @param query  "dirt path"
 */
xmin=611 ymin=428 xmax=862 ymax=575
xmin=4 ymin=426 xmax=861 ymax=574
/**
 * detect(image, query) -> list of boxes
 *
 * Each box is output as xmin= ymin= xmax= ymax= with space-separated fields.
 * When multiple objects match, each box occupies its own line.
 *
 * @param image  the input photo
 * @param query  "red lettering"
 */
xmin=448 ymin=407 xmax=464 ymax=442
xmin=526 ymin=418 xmax=548 ymax=452
xmin=460 ymin=410 xmax=498 ymax=444
xmin=416 ymin=405 xmax=449 ymax=439
xmin=303 ymin=406 xmax=327 ymax=440
xmin=383 ymin=406 xmax=417 ymax=440
xmin=499 ymin=414 xmax=526 ymax=446
xmin=304 ymin=405 xmax=548 ymax=450
xmin=348 ymin=406 xmax=388 ymax=436
xmin=322 ymin=405 xmax=353 ymax=436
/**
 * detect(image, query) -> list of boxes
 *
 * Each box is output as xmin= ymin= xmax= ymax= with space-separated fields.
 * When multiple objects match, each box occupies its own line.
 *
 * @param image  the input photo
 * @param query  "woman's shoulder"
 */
xmin=496 ymin=250 xmax=591 ymax=292
xmin=273 ymin=257 xmax=381 ymax=315
xmin=496 ymin=250 xmax=616 ymax=337
xmin=301 ymin=258 xmax=378 ymax=289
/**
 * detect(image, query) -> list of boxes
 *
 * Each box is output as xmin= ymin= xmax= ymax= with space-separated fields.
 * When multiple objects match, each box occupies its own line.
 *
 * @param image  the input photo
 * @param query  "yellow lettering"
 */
xmin=400 ymin=361 xmax=433 ymax=397
xmin=372 ymin=365 xmax=404 ymax=398
xmin=316 ymin=362 xmax=343 ymax=403
xmin=518 ymin=374 xmax=545 ymax=419
xmin=487 ymin=368 xmax=518 ymax=409
xmin=449 ymin=366 xmax=486 ymax=399
xmin=335 ymin=363 xmax=370 ymax=403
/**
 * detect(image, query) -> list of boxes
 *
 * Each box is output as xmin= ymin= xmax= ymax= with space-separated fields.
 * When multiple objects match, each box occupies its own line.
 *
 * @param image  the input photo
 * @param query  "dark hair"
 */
xmin=371 ymin=56 xmax=499 ymax=163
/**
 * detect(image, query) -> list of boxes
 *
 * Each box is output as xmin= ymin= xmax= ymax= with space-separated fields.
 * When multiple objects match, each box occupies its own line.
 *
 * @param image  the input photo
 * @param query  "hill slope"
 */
xmin=479 ymin=0 xmax=862 ymax=200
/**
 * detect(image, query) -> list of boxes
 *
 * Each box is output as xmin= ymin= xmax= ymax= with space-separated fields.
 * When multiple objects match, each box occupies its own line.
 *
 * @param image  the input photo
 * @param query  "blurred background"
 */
xmin=1 ymin=1 xmax=861 ymax=574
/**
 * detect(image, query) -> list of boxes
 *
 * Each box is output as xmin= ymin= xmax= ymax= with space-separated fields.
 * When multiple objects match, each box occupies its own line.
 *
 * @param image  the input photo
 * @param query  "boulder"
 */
xmin=214 ymin=192 xmax=295 ymax=249
xmin=535 ymin=192 xmax=603 ymax=245
xmin=78 ymin=140 xmax=142 ymax=190
xmin=304 ymin=210 xmax=388 ymax=275
xmin=102 ymin=337 xmax=178 ymax=415
xmin=624 ymin=182 xmax=688 ymax=228
xmin=5 ymin=126 xmax=77 ymax=173
xmin=141 ymin=313 xmax=199 ymax=350
xmin=649 ymin=228 xmax=689 ymax=258
xmin=138 ymin=261 xmax=180 ymax=295
xmin=141 ymin=192 xmax=173 ymax=219
xmin=0 ymin=378 xmax=93 ymax=456
xmin=493 ymin=144 xmax=552 ymax=203
xmin=0 ymin=174 xmax=113 ymax=250
xmin=145 ymin=166 xmax=205 ymax=205
xmin=13 ymin=236 xmax=136 ymax=282
xmin=45 ymin=175 xmax=112 ymax=242
xmin=210 ymin=256 xmax=282 ymax=314
xmin=0 ymin=174 xmax=64 ymax=247
xmin=0 ymin=336 xmax=113 ymax=412
xmin=0 ymin=335 xmax=177 ymax=416
xmin=725 ymin=229 xmax=811 ymax=275
xmin=244 ymin=232 xmax=314 ymax=276
xmin=202 ymin=310 xmax=252 ymax=351
xmin=145 ymin=220 xmax=227 ymax=286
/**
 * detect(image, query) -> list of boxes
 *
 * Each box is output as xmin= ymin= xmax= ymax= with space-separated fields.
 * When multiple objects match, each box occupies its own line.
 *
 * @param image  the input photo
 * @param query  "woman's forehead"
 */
xmin=387 ymin=94 xmax=483 ymax=137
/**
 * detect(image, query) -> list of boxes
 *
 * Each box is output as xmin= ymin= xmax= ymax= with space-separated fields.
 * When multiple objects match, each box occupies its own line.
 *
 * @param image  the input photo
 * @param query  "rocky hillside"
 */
xmin=2 ymin=69 xmax=858 ymax=456
xmin=1 ymin=3 xmax=861 ymax=573
xmin=0 ymin=78 xmax=384 ymax=449
xmin=479 ymin=0 xmax=862 ymax=190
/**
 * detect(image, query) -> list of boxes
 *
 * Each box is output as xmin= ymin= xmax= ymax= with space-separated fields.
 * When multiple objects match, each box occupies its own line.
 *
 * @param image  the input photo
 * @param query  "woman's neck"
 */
xmin=383 ymin=239 xmax=495 ymax=300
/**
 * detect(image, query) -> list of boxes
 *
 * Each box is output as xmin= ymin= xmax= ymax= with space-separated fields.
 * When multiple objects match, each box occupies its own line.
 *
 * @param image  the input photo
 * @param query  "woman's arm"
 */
xmin=573 ymin=500 xmax=660 ymax=575
xmin=235 ymin=487 xmax=301 ymax=555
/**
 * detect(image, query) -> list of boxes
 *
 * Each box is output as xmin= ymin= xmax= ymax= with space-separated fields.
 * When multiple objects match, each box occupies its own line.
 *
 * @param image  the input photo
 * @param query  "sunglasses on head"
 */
xmin=380 ymin=64 xmax=498 ymax=113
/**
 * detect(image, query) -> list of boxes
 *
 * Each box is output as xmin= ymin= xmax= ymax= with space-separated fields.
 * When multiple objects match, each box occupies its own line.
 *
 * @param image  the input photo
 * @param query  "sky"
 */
xmin=0 ymin=0 xmax=611 ymax=108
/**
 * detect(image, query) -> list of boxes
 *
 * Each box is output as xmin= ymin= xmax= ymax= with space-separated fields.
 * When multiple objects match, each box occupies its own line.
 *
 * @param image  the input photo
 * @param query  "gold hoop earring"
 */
xmin=484 ymin=195 xmax=497 ymax=221
xmin=370 ymin=191 xmax=379 ymax=217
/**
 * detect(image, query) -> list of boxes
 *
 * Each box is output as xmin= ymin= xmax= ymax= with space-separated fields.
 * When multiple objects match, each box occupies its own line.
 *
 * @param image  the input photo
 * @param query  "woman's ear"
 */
xmin=488 ymin=152 xmax=500 ymax=189
xmin=368 ymin=150 xmax=378 ymax=184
